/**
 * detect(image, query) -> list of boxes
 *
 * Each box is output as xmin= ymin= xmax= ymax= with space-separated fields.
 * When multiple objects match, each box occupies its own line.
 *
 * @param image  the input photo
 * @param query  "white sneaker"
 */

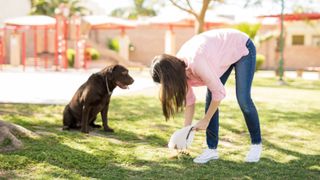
xmin=245 ymin=144 xmax=262 ymax=162
xmin=193 ymin=148 xmax=219 ymax=164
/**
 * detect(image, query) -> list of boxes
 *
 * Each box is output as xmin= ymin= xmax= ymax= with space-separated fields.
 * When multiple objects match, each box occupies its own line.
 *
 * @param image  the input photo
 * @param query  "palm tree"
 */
xmin=110 ymin=0 xmax=156 ymax=19
xmin=30 ymin=0 xmax=89 ymax=17
xmin=234 ymin=23 xmax=261 ymax=40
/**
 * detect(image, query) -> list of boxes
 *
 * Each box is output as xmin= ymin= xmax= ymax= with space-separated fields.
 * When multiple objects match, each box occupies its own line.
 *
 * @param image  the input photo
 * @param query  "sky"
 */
xmin=87 ymin=0 xmax=134 ymax=15
xmin=87 ymin=0 xmax=320 ymax=16
xmin=1 ymin=0 xmax=319 ymax=26
xmin=81 ymin=0 xmax=320 ymax=25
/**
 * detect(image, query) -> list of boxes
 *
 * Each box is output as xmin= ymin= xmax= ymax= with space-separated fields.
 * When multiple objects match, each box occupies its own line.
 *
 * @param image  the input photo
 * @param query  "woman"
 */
xmin=150 ymin=28 xmax=262 ymax=164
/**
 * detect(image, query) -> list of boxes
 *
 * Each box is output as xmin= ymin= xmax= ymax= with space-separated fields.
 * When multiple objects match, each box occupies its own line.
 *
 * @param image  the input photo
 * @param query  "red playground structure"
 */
xmin=1 ymin=12 xmax=87 ymax=71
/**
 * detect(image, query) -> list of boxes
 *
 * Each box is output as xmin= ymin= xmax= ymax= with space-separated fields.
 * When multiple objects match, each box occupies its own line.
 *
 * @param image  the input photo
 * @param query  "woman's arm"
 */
xmin=194 ymin=100 xmax=220 ymax=130
xmin=184 ymin=104 xmax=195 ymax=126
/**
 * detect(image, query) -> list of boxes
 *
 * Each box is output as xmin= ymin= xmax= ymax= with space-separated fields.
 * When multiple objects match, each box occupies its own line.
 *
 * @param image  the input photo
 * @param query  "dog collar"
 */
xmin=105 ymin=77 xmax=112 ymax=95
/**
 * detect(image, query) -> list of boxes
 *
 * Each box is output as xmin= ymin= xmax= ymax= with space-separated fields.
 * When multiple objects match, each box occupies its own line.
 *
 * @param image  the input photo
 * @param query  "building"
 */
xmin=1 ymin=8 xmax=320 ymax=71
xmin=258 ymin=13 xmax=320 ymax=70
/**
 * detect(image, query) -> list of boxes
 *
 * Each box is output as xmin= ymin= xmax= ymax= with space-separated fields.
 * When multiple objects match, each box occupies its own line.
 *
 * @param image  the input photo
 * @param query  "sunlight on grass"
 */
xmin=263 ymin=148 xmax=300 ymax=163
xmin=0 ymin=77 xmax=319 ymax=179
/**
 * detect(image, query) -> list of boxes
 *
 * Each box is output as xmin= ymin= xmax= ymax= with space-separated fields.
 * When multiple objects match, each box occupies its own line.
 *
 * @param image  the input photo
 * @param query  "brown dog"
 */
xmin=62 ymin=64 xmax=134 ymax=133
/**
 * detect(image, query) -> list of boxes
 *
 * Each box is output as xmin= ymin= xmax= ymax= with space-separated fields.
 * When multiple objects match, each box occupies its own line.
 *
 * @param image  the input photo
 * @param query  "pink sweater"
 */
xmin=176 ymin=29 xmax=249 ymax=106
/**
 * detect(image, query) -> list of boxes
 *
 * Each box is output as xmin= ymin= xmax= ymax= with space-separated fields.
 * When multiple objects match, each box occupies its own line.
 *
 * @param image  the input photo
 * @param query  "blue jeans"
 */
xmin=205 ymin=39 xmax=261 ymax=149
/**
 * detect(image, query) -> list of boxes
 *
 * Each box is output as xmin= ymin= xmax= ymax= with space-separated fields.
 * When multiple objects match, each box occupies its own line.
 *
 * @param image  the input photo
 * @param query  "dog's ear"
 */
xmin=105 ymin=64 xmax=121 ymax=80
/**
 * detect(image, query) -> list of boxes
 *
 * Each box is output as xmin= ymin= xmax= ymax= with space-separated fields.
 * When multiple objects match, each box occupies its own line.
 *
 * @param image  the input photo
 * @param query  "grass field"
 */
xmin=0 ymin=77 xmax=319 ymax=179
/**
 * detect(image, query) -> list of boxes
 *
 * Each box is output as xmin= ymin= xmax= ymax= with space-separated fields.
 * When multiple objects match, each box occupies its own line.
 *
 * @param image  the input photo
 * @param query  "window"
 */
xmin=292 ymin=35 xmax=304 ymax=45
xmin=312 ymin=35 xmax=320 ymax=47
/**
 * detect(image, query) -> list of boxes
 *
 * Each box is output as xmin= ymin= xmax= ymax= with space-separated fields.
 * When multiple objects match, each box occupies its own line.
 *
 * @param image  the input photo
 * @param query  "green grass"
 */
xmin=0 ymin=77 xmax=320 ymax=179
xmin=0 ymin=138 xmax=12 ymax=148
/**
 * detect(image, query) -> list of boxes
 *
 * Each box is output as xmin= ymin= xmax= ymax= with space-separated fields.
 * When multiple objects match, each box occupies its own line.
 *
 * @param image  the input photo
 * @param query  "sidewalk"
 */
xmin=255 ymin=70 xmax=320 ymax=80
xmin=0 ymin=67 xmax=156 ymax=104
xmin=0 ymin=67 xmax=319 ymax=105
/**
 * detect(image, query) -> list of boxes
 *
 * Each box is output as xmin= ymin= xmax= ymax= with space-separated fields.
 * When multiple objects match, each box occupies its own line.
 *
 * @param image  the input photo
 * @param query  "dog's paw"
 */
xmin=90 ymin=124 xmax=102 ymax=128
xmin=81 ymin=128 xmax=89 ymax=134
xmin=62 ymin=126 xmax=70 ymax=130
xmin=104 ymin=127 xmax=114 ymax=133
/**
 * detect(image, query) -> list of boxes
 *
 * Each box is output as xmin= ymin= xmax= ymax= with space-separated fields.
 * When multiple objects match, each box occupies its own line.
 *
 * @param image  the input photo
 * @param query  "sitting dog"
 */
xmin=62 ymin=64 xmax=134 ymax=133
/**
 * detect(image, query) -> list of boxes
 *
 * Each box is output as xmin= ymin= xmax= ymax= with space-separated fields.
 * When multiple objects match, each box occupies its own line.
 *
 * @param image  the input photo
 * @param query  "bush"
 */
xmin=256 ymin=54 xmax=265 ymax=71
xmin=67 ymin=49 xmax=75 ymax=67
xmin=86 ymin=48 xmax=100 ymax=60
xmin=107 ymin=38 xmax=120 ymax=52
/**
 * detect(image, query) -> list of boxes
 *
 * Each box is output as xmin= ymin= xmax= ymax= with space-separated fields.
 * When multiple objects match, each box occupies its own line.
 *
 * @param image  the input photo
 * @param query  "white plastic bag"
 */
xmin=168 ymin=125 xmax=195 ymax=150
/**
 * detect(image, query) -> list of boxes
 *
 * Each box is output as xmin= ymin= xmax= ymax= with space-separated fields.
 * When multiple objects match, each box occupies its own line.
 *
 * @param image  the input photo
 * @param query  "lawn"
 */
xmin=0 ymin=76 xmax=319 ymax=179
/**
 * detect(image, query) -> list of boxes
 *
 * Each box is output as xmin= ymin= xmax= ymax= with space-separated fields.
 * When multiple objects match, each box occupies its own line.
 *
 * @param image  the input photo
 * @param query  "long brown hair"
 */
xmin=151 ymin=54 xmax=188 ymax=120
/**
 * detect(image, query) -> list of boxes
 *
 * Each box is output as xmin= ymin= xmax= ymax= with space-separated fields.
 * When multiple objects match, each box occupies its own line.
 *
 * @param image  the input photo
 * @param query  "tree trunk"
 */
xmin=195 ymin=0 xmax=211 ymax=34
xmin=195 ymin=17 xmax=205 ymax=34
xmin=169 ymin=0 xmax=211 ymax=35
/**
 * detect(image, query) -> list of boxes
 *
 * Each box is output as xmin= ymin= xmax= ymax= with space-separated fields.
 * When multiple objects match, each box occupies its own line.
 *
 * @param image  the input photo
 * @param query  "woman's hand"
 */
xmin=193 ymin=119 xmax=210 ymax=131
xmin=193 ymin=100 xmax=220 ymax=131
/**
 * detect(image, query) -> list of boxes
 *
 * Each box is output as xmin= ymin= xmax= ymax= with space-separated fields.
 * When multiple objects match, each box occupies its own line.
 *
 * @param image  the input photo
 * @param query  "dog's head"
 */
xmin=103 ymin=65 xmax=134 ymax=89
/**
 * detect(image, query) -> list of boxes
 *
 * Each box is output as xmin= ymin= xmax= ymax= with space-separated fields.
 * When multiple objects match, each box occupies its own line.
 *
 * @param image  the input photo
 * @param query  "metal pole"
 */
xmin=22 ymin=32 xmax=26 ymax=71
xmin=0 ymin=29 xmax=3 ymax=70
xmin=63 ymin=17 xmax=68 ymax=69
xmin=44 ymin=26 xmax=48 ymax=69
xmin=54 ymin=16 xmax=59 ymax=70
xmin=278 ymin=0 xmax=285 ymax=81
xmin=75 ymin=23 xmax=80 ymax=69
xmin=33 ymin=27 xmax=38 ymax=69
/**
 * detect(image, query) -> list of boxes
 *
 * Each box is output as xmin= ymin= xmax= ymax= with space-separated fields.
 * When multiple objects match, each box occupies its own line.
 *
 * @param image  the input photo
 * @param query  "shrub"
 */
xmin=234 ymin=23 xmax=261 ymax=39
xmin=67 ymin=49 xmax=75 ymax=67
xmin=86 ymin=48 xmax=100 ymax=60
xmin=256 ymin=54 xmax=265 ymax=71
xmin=107 ymin=38 xmax=120 ymax=52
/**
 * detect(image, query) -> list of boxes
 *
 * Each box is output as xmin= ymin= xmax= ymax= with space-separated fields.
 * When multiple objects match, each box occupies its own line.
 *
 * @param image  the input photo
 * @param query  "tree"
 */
xmin=111 ymin=0 xmax=157 ymax=19
xmin=234 ymin=23 xmax=261 ymax=40
xmin=169 ymin=0 xmax=221 ymax=34
xmin=244 ymin=0 xmax=285 ymax=82
xmin=30 ymin=0 xmax=90 ymax=17
xmin=234 ymin=23 xmax=268 ymax=71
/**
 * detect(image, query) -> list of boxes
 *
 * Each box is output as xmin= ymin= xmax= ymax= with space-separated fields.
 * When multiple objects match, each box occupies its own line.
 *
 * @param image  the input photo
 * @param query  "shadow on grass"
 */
xmin=218 ymin=108 xmax=320 ymax=135
xmin=0 ymin=103 xmax=62 ymax=129
xmin=261 ymin=109 xmax=320 ymax=125
xmin=2 ymin=135 xmax=319 ymax=179
xmin=89 ymin=128 xmax=168 ymax=148
xmin=0 ymin=103 xmax=61 ymax=117
xmin=108 ymin=96 xmax=163 ymax=122
xmin=215 ymin=100 xmax=320 ymax=134
xmin=2 ymin=136 xmax=140 ymax=179
xmin=1 ymin=96 xmax=319 ymax=179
